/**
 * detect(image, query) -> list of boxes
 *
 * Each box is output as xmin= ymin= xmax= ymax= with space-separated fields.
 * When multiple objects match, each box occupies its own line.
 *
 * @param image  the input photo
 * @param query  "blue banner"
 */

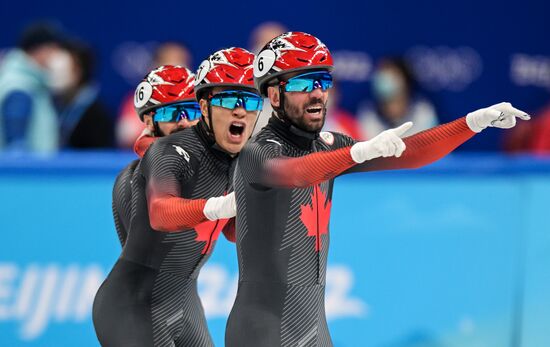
xmin=0 ymin=153 xmax=549 ymax=346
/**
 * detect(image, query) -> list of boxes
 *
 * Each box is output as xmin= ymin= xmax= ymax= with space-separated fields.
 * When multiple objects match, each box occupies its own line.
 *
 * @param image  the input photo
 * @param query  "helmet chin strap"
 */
xmin=199 ymin=95 xmax=216 ymax=140
xmin=153 ymin=121 xmax=162 ymax=137
xmin=275 ymin=86 xmax=295 ymax=128
xmin=207 ymin=101 xmax=215 ymax=138
xmin=277 ymin=84 xmax=288 ymax=121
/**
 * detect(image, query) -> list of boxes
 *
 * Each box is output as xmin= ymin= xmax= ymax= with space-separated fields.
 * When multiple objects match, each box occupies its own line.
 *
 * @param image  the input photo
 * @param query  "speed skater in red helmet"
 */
xmin=112 ymin=65 xmax=200 ymax=247
xmin=93 ymin=50 xmax=261 ymax=347
xmin=225 ymin=31 xmax=531 ymax=347
xmin=194 ymin=47 xmax=259 ymax=154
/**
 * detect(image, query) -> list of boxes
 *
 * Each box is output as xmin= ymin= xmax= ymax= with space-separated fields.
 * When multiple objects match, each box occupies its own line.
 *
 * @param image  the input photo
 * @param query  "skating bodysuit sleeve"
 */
xmin=341 ymin=116 xmax=475 ymax=174
xmin=141 ymin=140 xmax=208 ymax=232
xmin=134 ymin=134 xmax=157 ymax=158
xmin=240 ymin=117 xmax=474 ymax=188
xmin=239 ymin=132 xmax=359 ymax=188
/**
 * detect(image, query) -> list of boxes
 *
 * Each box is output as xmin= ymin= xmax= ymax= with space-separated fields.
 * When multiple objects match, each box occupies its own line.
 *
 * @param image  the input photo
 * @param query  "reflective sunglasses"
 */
xmin=210 ymin=90 xmax=264 ymax=111
xmin=153 ymin=102 xmax=202 ymax=122
xmin=283 ymin=71 xmax=333 ymax=92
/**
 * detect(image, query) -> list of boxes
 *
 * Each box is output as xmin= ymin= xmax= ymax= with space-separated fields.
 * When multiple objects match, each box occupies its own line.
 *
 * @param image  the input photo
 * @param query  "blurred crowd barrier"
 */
xmin=1 ymin=5 xmax=550 ymax=153
xmin=0 ymin=152 xmax=549 ymax=346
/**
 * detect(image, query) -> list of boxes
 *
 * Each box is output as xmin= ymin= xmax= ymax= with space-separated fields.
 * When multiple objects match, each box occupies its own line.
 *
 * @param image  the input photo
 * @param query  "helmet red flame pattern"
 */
xmin=134 ymin=65 xmax=196 ymax=119
xmin=194 ymin=47 xmax=256 ymax=97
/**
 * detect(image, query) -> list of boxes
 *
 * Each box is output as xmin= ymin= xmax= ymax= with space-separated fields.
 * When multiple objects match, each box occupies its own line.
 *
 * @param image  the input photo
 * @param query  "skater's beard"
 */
xmin=283 ymin=96 xmax=327 ymax=133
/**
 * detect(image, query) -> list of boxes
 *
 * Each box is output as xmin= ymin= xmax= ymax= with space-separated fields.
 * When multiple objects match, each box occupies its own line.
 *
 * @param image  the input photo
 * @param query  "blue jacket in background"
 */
xmin=0 ymin=49 xmax=58 ymax=153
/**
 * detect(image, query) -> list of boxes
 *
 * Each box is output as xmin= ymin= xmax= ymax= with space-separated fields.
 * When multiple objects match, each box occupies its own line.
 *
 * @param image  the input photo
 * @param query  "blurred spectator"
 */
xmin=116 ymin=42 xmax=192 ymax=149
xmin=249 ymin=21 xmax=287 ymax=135
xmin=153 ymin=42 xmax=192 ymax=67
xmin=357 ymin=57 xmax=438 ymax=139
xmin=504 ymin=102 xmax=550 ymax=154
xmin=323 ymin=82 xmax=362 ymax=139
xmin=0 ymin=22 xmax=64 ymax=153
xmin=249 ymin=21 xmax=288 ymax=54
xmin=55 ymin=40 xmax=114 ymax=149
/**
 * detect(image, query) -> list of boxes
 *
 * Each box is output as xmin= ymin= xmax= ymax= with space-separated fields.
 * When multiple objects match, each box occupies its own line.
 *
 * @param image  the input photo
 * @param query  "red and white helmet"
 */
xmin=253 ymin=32 xmax=333 ymax=97
xmin=194 ymin=47 xmax=257 ymax=99
xmin=134 ymin=65 xmax=196 ymax=120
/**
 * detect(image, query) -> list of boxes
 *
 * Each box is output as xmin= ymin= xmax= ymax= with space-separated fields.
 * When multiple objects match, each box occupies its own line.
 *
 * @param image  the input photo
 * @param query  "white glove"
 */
xmin=466 ymin=102 xmax=531 ymax=133
xmin=203 ymin=192 xmax=236 ymax=220
xmin=350 ymin=122 xmax=413 ymax=163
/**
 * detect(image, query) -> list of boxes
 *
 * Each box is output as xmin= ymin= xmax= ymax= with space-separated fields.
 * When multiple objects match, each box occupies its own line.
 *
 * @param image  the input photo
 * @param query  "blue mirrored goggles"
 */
xmin=153 ymin=102 xmax=202 ymax=123
xmin=283 ymin=71 xmax=333 ymax=92
xmin=209 ymin=90 xmax=264 ymax=111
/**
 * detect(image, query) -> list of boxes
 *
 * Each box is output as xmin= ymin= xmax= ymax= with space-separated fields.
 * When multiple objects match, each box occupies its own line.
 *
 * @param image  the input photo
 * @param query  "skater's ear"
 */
xmin=267 ymin=85 xmax=280 ymax=108
xmin=199 ymin=98 xmax=209 ymax=118
xmin=143 ymin=113 xmax=155 ymax=133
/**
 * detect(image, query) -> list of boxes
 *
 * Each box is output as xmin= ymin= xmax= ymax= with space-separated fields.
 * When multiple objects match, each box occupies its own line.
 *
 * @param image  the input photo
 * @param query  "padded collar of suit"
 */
xmin=194 ymin=118 xmax=235 ymax=163
xmin=267 ymin=113 xmax=319 ymax=150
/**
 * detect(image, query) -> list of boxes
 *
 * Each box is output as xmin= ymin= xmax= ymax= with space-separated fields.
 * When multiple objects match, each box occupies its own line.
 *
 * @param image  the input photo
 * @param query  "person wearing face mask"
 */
xmin=112 ymin=65 xmax=201 ymax=247
xmin=357 ymin=57 xmax=438 ymax=139
xmin=226 ymin=32 xmax=530 ymax=347
xmin=0 ymin=22 xmax=64 ymax=153
xmin=93 ymin=48 xmax=262 ymax=347
xmin=55 ymin=39 xmax=115 ymax=149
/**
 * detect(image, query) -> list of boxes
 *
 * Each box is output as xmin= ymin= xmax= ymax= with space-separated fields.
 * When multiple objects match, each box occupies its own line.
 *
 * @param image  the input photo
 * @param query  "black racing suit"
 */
xmin=226 ymin=115 xmax=475 ymax=347
xmin=94 ymin=120 xmax=235 ymax=347
xmin=112 ymin=160 xmax=139 ymax=246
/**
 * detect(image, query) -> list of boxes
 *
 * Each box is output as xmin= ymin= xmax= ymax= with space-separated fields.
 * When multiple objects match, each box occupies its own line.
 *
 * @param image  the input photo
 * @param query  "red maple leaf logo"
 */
xmin=195 ymin=218 xmax=230 ymax=254
xmin=299 ymin=185 xmax=332 ymax=252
